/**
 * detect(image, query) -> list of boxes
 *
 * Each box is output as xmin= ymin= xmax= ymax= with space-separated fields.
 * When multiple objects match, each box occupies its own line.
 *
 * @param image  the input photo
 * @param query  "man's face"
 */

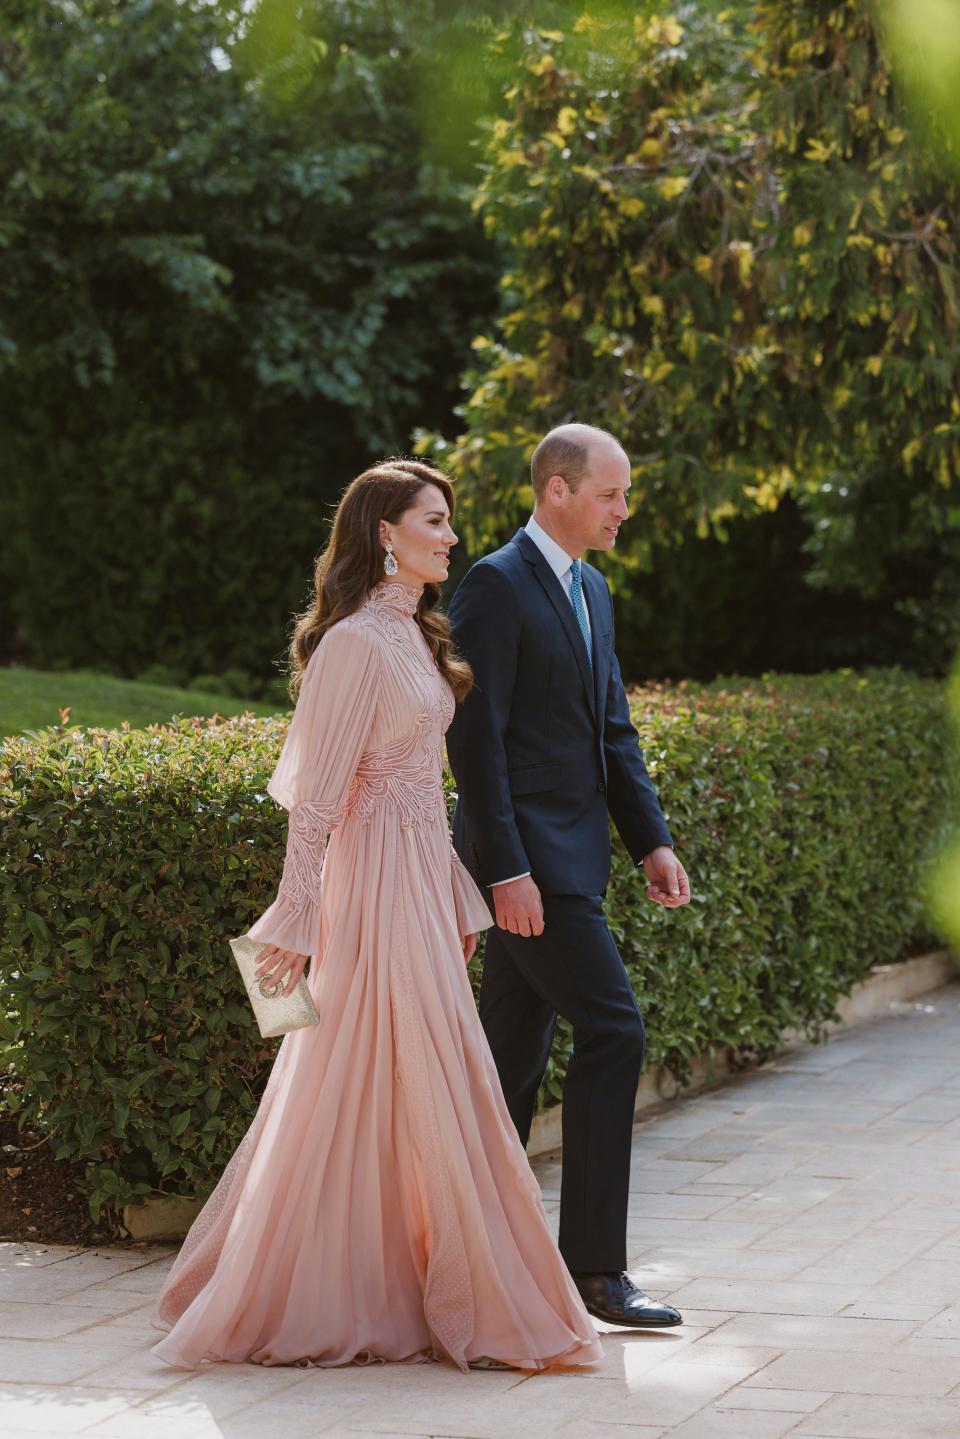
xmin=560 ymin=444 xmax=631 ymax=552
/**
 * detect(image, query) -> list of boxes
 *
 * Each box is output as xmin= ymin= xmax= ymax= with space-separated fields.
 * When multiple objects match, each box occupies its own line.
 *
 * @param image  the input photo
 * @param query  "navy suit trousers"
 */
xmin=479 ymin=893 xmax=645 ymax=1273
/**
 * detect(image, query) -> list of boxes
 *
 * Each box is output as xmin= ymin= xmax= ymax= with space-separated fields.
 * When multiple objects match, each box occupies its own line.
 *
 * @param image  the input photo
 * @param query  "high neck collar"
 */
xmin=366 ymin=580 xmax=423 ymax=618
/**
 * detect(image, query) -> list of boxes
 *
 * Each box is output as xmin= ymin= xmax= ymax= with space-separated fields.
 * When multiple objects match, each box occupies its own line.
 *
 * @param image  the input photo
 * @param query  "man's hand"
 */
xmin=492 ymin=874 xmax=545 ymax=937
xmin=642 ymin=846 xmax=691 ymax=909
xmin=255 ymin=943 xmax=309 ymax=993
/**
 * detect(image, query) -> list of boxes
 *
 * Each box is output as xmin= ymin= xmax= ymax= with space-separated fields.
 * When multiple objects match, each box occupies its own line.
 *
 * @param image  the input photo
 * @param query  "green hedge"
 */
xmin=555 ymin=669 xmax=951 ymax=1104
xmin=0 ymin=671 xmax=950 ymax=1221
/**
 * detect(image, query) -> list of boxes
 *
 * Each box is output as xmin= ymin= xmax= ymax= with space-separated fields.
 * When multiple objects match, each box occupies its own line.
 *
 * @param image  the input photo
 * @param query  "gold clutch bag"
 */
xmin=229 ymin=933 xmax=320 ymax=1039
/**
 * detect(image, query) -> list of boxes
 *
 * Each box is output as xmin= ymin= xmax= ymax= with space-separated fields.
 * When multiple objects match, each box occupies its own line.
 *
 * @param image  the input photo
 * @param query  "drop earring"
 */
xmin=383 ymin=540 xmax=399 ymax=576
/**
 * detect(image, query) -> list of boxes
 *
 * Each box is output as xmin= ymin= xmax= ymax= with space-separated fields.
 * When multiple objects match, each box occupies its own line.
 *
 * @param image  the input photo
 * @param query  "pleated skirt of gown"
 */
xmin=148 ymin=805 xmax=602 ymax=1371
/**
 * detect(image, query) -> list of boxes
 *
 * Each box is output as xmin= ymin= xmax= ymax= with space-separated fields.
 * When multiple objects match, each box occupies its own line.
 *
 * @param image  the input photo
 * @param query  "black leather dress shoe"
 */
xmin=573 ymin=1271 xmax=683 ymax=1328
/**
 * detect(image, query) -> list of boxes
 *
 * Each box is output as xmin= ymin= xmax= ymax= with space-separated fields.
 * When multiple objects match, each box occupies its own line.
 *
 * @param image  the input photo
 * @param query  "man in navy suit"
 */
xmin=446 ymin=422 xmax=691 ymax=1328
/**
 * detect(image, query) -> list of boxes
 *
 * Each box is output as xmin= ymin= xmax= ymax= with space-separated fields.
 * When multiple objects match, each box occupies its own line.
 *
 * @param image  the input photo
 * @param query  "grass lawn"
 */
xmin=0 ymin=664 xmax=286 ymax=738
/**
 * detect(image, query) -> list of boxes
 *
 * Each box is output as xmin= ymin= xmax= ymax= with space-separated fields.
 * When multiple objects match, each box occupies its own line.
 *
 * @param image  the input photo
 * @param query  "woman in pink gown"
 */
xmin=149 ymin=459 xmax=602 ymax=1373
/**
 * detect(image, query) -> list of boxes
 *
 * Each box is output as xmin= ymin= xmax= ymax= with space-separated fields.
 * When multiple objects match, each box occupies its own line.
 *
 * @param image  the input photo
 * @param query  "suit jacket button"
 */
xmin=597 ymin=780 xmax=606 ymax=794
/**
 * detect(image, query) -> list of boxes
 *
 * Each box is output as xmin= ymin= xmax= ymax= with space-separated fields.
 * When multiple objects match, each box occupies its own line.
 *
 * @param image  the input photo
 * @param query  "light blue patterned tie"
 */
xmin=569 ymin=559 xmax=592 ymax=670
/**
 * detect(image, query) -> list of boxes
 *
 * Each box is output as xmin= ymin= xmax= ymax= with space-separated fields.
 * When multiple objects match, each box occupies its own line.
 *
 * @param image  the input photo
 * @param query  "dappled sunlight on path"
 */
xmin=1 ymin=984 xmax=959 ymax=1437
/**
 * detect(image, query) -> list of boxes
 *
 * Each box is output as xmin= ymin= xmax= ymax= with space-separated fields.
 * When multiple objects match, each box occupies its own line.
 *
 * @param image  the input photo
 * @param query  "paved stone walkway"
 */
xmin=2 ymin=983 xmax=959 ymax=1439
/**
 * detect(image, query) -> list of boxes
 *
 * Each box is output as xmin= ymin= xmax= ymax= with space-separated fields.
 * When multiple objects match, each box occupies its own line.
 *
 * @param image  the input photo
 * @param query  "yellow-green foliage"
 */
xmin=930 ymin=662 xmax=960 ymax=945
xmin=0 ymin=670 xmax=949 ymax=1219
xmin=874 ymin=0 xmax=960 ymax=162
xmin=420 ymin=2 xmax=960 ymax=599
xmin=873 ymin=0 xmax=960 ymax=946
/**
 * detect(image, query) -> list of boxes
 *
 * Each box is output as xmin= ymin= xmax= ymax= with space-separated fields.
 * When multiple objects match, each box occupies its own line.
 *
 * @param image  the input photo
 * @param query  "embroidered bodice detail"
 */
xmin=347 ymin=687 xmax=452 ymax=829
xmin=365 ymin=581 xmax=423 ymax=618
xmin=336 ymin=586 xmax=455 ymax=828
xmin=275 ymin=800 xmax=342 ymax=910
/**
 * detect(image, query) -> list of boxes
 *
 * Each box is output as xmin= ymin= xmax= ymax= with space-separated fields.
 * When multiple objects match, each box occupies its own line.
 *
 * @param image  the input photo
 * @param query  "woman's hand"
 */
xmin=255 ymin=943 xmax=309 ymax=994
xmin=462 ymin=931 xmax=478 ymax=964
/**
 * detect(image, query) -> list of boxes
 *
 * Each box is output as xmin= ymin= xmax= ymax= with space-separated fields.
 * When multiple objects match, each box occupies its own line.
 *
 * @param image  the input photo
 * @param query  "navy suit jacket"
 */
xmin=446 ymin=528 xmax=673 ymax=896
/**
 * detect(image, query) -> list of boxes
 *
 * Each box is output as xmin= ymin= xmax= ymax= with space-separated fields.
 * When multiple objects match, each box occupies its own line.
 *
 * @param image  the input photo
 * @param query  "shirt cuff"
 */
xmin=490 ymin=871 xmax=532 ymax=887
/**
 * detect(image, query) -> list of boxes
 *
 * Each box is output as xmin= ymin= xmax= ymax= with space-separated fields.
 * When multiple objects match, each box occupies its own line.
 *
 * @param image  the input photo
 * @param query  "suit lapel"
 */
xmin=513 ymin=529 xmax=596 ymax=718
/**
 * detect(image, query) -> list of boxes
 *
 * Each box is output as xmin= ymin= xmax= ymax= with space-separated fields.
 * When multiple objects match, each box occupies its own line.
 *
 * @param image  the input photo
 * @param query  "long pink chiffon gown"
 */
xmin=149 ymin=580 xmax=602 ymax=1372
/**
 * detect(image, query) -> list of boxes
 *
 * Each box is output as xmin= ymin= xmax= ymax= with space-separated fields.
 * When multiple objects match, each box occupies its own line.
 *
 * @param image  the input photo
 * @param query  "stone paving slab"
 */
xmin=1 ymin=983 xmax=959 ymax=1439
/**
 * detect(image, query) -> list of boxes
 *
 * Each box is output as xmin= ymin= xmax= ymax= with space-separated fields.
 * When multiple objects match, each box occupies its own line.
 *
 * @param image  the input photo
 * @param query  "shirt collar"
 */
xmin=524 ymin=513 xmax=579 ymax=582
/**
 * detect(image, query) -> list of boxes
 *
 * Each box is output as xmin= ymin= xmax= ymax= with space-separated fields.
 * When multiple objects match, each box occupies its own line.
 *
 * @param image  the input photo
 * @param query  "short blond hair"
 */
xmin=530 ymin=424 xmax=623 ymax=500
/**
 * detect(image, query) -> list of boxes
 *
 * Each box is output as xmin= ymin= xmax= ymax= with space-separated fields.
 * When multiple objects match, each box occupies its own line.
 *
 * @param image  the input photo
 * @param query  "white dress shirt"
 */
xmin=491 ymin=515 xmax=590 ymax=888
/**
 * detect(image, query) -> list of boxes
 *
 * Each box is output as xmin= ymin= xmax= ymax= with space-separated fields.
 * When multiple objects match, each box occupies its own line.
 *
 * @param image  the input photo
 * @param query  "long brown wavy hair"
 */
xmin=286 ymin=458 xmax=474 ymax=703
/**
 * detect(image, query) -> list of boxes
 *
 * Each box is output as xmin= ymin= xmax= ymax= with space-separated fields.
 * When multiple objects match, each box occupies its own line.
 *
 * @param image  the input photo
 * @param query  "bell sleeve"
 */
xmin=450 ymin=843 xmax=494 ymax=938
xmin=246 ymin=621 xmax=381 ymax=957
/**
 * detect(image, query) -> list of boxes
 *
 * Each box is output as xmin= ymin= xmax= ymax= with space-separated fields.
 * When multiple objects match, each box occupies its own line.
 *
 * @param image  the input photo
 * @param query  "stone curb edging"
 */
xmin=525 ymin=948 xmax=957 ymax=1160
xmin=123 ymin=949 xmax=956 ymax=1240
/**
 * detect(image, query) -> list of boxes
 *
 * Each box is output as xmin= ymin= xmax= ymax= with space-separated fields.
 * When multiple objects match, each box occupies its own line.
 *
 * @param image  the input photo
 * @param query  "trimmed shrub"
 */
xmin=0 ymin=713 xmax=290 ymax=1220
xmin=0 ymin=670 xmax=950 ymax=1220
xmin=547 ymin=669 xmax=952 ymax=1103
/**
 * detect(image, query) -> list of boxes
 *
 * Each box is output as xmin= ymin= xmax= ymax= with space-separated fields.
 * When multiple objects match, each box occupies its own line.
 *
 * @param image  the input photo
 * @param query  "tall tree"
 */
xmin=752 ymin=0 xmax=960 ymax=617
xmin=422 ymin=1 xmax=960 ymax=667
xmin=0 ymin=0 xmax=497 ymax=680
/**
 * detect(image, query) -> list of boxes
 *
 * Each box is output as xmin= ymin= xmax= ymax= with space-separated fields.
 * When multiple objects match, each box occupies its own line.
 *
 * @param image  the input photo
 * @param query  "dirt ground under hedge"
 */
xmin=0 ymin=1080 xmax=126 ymax=1247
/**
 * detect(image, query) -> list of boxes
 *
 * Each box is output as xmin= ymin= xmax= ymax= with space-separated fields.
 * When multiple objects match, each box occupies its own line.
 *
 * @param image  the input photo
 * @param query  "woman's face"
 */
xmin=381 ymin=483 xmax=458 ymax=588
